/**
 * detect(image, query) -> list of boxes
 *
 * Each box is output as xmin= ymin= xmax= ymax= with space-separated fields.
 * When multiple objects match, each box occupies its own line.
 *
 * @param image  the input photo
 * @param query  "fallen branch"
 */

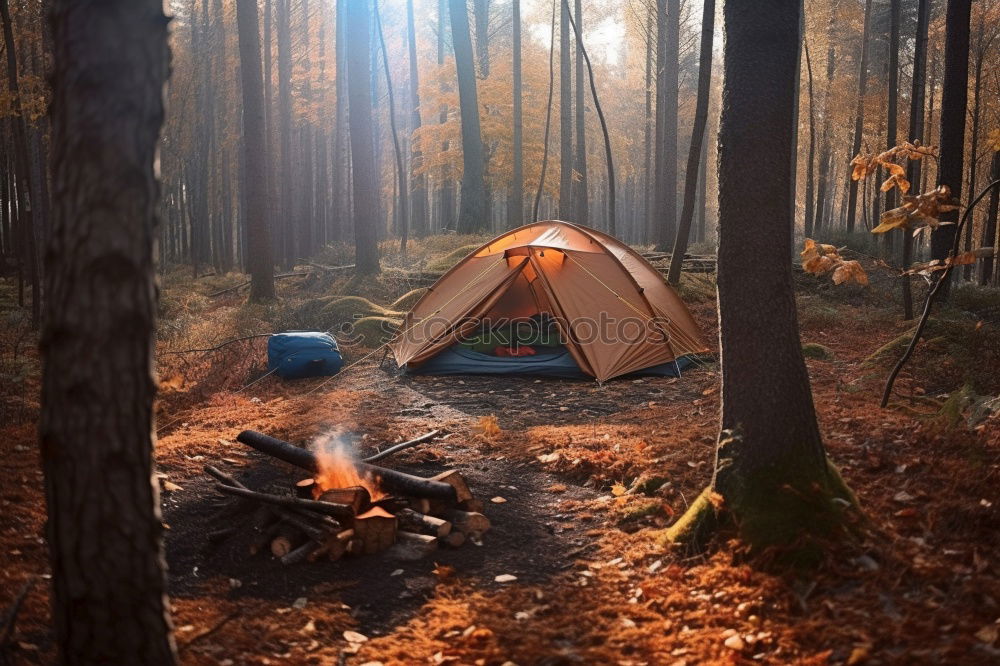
xmin=881 ymin=179 xmax=1000 ymax=407
xmin=160 ymin=333 xmax=271 ymax=356
xmin=214 ymin=483 xmax=354 ymax=520
xmin=360 ymin=430 xmax=441 ymax=463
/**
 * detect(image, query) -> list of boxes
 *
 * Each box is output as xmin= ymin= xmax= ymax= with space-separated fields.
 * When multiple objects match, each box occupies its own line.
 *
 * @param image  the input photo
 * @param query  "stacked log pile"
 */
xmin=203 ymin=430 xmax=489 ymax=565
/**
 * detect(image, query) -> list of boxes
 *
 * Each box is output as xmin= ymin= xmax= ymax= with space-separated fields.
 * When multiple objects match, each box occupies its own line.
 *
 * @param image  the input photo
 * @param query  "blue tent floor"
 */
xmin=403 ymin=345 xmax=695 ymax=380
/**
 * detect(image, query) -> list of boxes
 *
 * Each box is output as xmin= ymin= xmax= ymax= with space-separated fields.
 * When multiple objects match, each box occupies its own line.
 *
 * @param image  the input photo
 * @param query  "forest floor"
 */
xmin=2 ymin=236 xmax=1000 ymax=665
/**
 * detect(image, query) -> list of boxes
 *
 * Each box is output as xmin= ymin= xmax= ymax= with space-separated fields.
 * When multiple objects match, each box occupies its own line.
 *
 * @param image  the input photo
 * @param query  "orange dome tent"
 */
xmin=390 ymin=222 xmax=710 ymax=382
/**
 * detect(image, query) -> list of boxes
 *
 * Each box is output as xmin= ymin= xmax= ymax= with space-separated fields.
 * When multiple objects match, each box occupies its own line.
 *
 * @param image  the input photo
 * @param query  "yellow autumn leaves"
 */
xmin=800 ymin=239 xmax=869 ymax=286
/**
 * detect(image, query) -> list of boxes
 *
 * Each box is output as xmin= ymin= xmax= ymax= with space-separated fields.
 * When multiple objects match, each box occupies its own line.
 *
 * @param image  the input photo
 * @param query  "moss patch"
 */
xmin=425 ymin=244 xmax=480 ymax=272
xmin=390 ymin=288 xmax=428 ymax=311
xmin=801 ymin=342 xmax=834 ymax=360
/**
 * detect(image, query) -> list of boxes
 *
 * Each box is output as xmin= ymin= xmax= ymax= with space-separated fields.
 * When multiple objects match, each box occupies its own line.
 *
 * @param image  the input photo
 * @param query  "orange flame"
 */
xmin=312 ymin=434 xmax=387 ymax=501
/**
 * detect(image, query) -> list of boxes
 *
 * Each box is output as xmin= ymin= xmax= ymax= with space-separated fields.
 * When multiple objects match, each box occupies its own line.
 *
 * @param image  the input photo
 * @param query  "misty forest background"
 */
xmin=2 ymin=0 xmax=999 ymax=306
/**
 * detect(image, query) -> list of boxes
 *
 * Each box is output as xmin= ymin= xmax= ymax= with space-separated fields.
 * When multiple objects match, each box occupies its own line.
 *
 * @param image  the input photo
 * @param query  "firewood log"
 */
xmin=459 ymin=498 xmax=485 ymax=513
xmin=214 ymin=483 xmax=353 ymax=520
xmin=389 ymin=531 xmax=438 ymax=560
xmin=429 ymin=470 xmax=473 ymax=504
xmin=396 ymin=508 xmax=451 ymax=537
xmin=317 ymin=486 xmax=370 ymax=515
xmin=270 ymin=524 xmax=306 ymax=558
xmin=324 ymin=529 xmax=355 ymax=562
xmin=295 ymin=478 xmax=317 ymax=499
xmin=441 ymin=531 xmax=466 ymax=548
xmin=448 ymin=510 xmax=491 ymax=535
xmin=280 ymin=541 xmax=320 ymax=565
xmin=350 ymin=506 xmax=397 ymax=554
xmin=235 ymin=430 xmax=457 ymax=501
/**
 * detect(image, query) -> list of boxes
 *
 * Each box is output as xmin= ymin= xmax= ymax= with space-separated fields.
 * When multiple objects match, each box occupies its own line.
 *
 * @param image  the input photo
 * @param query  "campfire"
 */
xmin=204 ymin=430 xmax=489 ymax=564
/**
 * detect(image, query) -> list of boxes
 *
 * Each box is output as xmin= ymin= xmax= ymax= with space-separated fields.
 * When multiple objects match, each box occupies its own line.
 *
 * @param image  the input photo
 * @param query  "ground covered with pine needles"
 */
xmin=2 ymin=237 xmax=999 ymax=665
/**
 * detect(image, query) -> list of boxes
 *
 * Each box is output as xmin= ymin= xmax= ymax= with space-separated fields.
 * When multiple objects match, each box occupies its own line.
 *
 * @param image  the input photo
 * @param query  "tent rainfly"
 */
xmin=389 ymin=221 xmax=710 ymax=382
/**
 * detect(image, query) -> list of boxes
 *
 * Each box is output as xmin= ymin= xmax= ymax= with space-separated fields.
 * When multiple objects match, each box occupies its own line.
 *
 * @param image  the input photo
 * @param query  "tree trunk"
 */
xmin=1 ymin=0 xmax=41 ymax=327
xmin=643 ymin=8 xmax=654 ymax=242
xmin=813 ymin=1 xmax=836 ymax=234
xmin=669 ymin=0 xmax=853 ymax=552
xmin=572 ymin=0 xmax=588 ymax=227
xmin=803 ymin=40 xmax=816 ymax=239
xmin=237 ymin=0 xmax=275 ymax=301
xmin=437 ymin=0 xmax=455 ymax=232
xmin=473 ymin=0 xmax=489 ymax=77
xmin=845 ymin=0 xmax=873 ymax=232
xmin=931 ymin=0 xmax=972 ymax=300
xmin=902 ymin=0 xmax=930 ymax=319
xmin=883 ymin=0 xmax=900 ymax=258
xmin=982 ymin=150 xmax=1000 ymax=285
xmin=406 ymin=0 xmax=428 ymax=237
xmin=654 ymin=0 xmax=679 ymax=251
xmin=277 ymin=0 xmax=294 ymax=268
xmin=509 ymin=0 xmax=524 ymax=229
xmin=532 ymin=0 xmax=557 ymax=223
xmin=667 ymin=0 xmax=715 ymax=284
xmin=963 ymin=45 xmax=984 ymax=281
xmin=44 ymin=0 xmax=176 ymax=661
xmin=449 ymin=0 xmax=488 ymax=233
xmin=558 ymin=0 xmax=572 ymax=219
xmin=347 ymin=0 xmax=381 ymax=274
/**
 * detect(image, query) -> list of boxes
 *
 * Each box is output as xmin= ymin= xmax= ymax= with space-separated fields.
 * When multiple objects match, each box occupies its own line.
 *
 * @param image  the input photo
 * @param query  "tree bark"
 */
xmin=654 ymin=0 xmax=679 ymax=251
xmin=667 ymin=0 xmax=715 ymax=284
xmin=449 ymin=0 xmax=488 ymax=233
xmin=813 ymin=1 xmax=837 ymax=234
xmin=237 ymin=0 xmax=275 ymax=301
xmin=803 ymin=40 xmax=816 ymax=239
xmin=883 ymin=0 xmax=901 ymax=258
xmin=902 ymin=0 xmax=930 ymax=319
xmin=437 ymin=0 xmax=455 ymax=231
xmin=845 ymin=0 xmax=873 ymax=232
xmin=510 ymin=0 xmax=524 ymax=229
xmin=406 ymin=0 xmax=428 ymax=237
xmin=558 ymin=0 xmax=572 ymax=219
xmin=931 ymin=0 xmax=972 ymax=300
xmin=276 ymin=0 xmax=294 ymax=268
xmin=347 ymin=0 xmax=381 ymax=274
xmin=44 ymin=0 xmax=176 ymax=661
xmin=982 ymin=150 xmax=1000 ymax=285
xmin=572 ymin=0 xmax=588 ymax=227
xmin=669 ymin=0 xmax=852 ymax=551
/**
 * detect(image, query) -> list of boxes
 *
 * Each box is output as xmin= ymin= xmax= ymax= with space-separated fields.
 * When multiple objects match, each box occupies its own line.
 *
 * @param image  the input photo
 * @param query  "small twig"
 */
xmin=178 ymin=610 xmax=241 ymax=652
xmin=159 ymin=333 xmax=272 ymax=356
xmin=881 ymin=179 xmax=1000 ymax=407
xmin=360 ymin=430 xmax=441 ymax=463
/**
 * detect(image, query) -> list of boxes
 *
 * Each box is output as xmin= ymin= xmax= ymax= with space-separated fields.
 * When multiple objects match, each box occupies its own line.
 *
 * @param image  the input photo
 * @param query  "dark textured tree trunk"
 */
xmin=902 ymin=0 xmax=930 ymax=319
xmin=449 ymin=0 xmax=488 ymax=233
xmin=277 ymin=0 xmax=293 ymax=268
xmin=572 ymin=0 xmax=588 ymax=227
xmin=2 ymin=0 xmax=40 ymax=327
xmin=883 ymin=0 xmax=900 ymax=258
xmin=347 ymin=0 xmax=381 ymax=274
xmin=509 ymin=0 xmax=524 ymax=229
xmin=813 ymin=2 xmax=836 ymax=234
xmin=44 ymin=0 xmax=176 ymax=661
xmin=695 ymin=129 xmax=708 ymax=243
xmin=406 ymin=0 xmax=428 ymax=237
xmin=667 ymin=0 xmax=714 ymax=284
xmin=803 ymin=40 xmax=816 ymax=239
xmin=845 ymin=0 xmax=873 ymax=232
xmin=237 ymin=0 xmax=275 ymax=301
xmin=963 ymin=28 xmax=987 ymax=281
xmin=931 ymin=0 xmax=972 ymax=301
xmin=558 ymin=0 xmax=572 ymax=219
xmin=654 ymin=0 xmax=679 ymax=251
xmin=669 ymin=0 xmax=852 ymax=551
xmin=982 ymin=150 xmax=1000 ymax=285
xmin=333 ymin=0 xmax=348 ymax=242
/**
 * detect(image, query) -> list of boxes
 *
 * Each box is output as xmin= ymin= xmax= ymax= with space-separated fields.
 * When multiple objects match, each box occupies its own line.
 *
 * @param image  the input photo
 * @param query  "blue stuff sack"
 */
xmin=267 ymin=332 xmax=343 ymax=380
